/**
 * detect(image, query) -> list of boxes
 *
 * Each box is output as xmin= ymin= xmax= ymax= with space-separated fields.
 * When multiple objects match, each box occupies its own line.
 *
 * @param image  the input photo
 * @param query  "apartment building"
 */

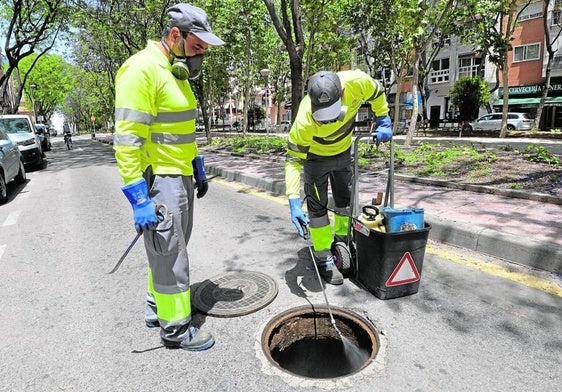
xmin=424 ymin=36 xmax=493 ymax=126
xmin=407 ymin=0 xmax=562 ymax=130
xmin=496 ymin=0 xmax=562 ymax=130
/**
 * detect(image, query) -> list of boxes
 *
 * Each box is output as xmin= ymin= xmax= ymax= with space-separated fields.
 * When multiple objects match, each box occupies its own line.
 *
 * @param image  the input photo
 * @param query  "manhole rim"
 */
xmin=260 ymin=304 xmax=381 ymax=380
xmin=192 ymin=270 xmax=278 ymax=317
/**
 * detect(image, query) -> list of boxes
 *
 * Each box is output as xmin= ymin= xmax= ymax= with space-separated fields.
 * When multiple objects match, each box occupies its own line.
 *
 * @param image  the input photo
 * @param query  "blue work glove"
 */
xmin=192 ymin=155 xmax=208 ymax=199
xmin=289 ymin=197 xmax=309 ymax=237
xmin=372 ymin=115 xmax=393 ymax=143
xmin=121 ymin=178 xmax=158 ymax=234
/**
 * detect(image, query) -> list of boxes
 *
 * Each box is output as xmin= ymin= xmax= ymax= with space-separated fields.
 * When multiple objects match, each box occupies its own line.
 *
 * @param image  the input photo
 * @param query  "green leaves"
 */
xmin=450 ymin=76 xmax=490 ymax=122
xmin=19 ymin=53 xmax=74 ymax=121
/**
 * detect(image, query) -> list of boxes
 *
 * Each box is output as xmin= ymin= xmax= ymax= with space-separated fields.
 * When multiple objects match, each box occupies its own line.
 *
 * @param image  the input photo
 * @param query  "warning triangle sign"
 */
xmin=385 ymin=252 xmax=420 ymax=287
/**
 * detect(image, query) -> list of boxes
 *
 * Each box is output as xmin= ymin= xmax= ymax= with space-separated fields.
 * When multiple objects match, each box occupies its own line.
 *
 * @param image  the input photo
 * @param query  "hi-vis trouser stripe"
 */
xmin=148 ymin=269 xmax=191 ymax=326
xmin=309 ymin=186 xmax=332 ymax=252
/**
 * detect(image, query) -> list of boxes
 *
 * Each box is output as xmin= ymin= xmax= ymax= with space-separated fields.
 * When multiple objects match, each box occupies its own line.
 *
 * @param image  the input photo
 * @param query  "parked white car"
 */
xmin=0 ymin=114 xmax=45 ymax=169
xmin=279 ymin=120 xmax=291 ymax=132
xmin=468 ymin=112 xmax=534 ymax=131
xmin=0 ymin=128 xmax=26 ymax=203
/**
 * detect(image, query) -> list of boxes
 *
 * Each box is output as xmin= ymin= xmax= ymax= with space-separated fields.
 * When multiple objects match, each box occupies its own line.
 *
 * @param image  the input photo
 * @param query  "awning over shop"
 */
xmin=493 ymin=98 xmax=540 ymax=105
xmin=493 ymin=96 xmax=562 ymax=106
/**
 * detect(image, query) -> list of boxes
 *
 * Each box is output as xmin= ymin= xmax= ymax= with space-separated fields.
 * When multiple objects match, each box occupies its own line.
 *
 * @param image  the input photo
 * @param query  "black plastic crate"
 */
xmin=353 ymin=222 xmax=431 ymax=300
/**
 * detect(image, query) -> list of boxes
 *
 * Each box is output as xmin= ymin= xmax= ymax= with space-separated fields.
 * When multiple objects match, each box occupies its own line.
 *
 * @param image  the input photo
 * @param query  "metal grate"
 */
xmin=192 ymin=271 xmax=278 ymax=317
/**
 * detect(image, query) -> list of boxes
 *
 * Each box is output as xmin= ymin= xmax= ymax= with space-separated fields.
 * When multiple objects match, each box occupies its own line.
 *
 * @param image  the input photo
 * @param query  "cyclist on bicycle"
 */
xmin=63 ymin=126 xmax=73 ymax=149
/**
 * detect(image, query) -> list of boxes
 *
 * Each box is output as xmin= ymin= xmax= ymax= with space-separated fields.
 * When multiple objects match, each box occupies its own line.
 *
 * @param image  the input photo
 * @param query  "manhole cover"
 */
xmin=193 ymin=271 xmax=278 ymax=317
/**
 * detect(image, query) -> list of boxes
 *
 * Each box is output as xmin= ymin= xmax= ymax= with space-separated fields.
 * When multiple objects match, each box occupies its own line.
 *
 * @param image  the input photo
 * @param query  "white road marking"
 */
xmin=0 ymin=244 xmax=5 ymax=260
xmin=2 ymin=210 xmax=21 ymax=226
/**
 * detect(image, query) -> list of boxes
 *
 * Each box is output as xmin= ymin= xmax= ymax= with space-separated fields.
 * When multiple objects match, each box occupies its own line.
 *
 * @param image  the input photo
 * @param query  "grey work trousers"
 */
xmin=144 ymin=174 xmax=195 ymax=343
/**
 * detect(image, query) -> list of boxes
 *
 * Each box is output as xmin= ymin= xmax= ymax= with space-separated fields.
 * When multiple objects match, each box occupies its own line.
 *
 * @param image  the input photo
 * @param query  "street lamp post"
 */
xmin=260 ymin=68 xmax=270 ymax=134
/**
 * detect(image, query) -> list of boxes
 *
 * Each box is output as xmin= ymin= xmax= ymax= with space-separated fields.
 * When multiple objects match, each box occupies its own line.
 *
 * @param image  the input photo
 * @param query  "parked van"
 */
xmin=0 ymin=115 xmax=44 ymax=169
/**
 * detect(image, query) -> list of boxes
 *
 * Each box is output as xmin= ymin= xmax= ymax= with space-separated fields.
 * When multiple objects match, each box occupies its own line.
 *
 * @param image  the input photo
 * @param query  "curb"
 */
xmin=394 ymin=174 xmax=562 ymax=205
xmin=425 ymin=215 xmax=562 ymax=273
xmin=205 ymin=162 xmax=562 ymax=275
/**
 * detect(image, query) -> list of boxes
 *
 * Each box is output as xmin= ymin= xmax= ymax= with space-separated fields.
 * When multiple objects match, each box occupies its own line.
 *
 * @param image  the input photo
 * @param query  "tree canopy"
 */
xmin=0 ymin=0 xmax=548 ymax=138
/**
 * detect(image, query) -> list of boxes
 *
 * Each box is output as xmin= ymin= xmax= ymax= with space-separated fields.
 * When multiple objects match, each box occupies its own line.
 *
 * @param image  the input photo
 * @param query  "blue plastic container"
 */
xmin=382 ymin=207 xmax=424 ymax=232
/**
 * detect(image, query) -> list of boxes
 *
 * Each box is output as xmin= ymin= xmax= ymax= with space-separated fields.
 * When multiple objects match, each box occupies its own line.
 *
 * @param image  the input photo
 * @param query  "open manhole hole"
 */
xmin=261 ymin=305 xmax=379 ymax=379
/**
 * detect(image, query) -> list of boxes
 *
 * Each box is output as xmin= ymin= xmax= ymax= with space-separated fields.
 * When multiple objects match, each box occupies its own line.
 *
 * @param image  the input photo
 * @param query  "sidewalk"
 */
xmin=202 ymin=147 xmax=562 ymax=275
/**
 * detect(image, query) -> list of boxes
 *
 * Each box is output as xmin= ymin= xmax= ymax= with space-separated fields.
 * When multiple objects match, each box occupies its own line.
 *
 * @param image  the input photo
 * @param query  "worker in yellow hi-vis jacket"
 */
xmin=285 ymin=70 xmax=392 ymax=285
xmin=113 ymin=3 xmax=224 ymax=351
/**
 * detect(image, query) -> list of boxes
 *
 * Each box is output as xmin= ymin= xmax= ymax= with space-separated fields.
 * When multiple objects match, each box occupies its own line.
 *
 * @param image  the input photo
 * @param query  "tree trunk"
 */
xmin=499 ymin=56 xmax=510 ymax=138
xmin=535 ymin=0 xmax=561 ymax=131
xmin=405 ymin=53 xmax=421 ymax=146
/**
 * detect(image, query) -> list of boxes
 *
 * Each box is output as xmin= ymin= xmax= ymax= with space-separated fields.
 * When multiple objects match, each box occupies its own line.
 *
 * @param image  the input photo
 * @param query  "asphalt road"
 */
xmin=0 ymin=136 xmax=560 ymax=392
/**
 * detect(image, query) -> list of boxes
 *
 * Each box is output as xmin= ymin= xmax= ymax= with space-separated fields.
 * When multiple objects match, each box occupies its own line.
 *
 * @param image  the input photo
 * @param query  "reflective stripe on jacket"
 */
xmin=285 ymin=69 xmax=390 ymax=197
xmin=113 ymin=40 xmax=198 ymax=185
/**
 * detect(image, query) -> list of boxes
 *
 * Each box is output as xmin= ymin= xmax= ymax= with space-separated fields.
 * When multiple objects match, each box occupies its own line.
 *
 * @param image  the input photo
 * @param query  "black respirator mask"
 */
xmin=171 ymin=54 xmax=204 ymax=81
xmin=162 ymin=37 xmax=204 ymax=81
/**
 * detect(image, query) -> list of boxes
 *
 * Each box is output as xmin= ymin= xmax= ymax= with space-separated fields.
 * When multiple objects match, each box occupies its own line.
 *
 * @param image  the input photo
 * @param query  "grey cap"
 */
xmin=308 ymin=71 xmax=342 ymax=122
xmin=166 ymin=3 xmax=225 ymax=46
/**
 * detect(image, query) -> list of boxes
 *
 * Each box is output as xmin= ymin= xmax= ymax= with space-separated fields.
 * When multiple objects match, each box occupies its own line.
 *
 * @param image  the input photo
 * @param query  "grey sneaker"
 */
xmin=162 ymin=326 xmax=215 ymax=351
xmin=316 ymin=255 xmax=344 ymax=285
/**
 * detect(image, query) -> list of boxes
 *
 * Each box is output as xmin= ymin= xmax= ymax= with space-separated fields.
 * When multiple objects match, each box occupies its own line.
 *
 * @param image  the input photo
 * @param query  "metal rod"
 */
xmin=108 ymin=232 xmax=142 ymax=274
xmin=108 ymin=204 xmax=169 ymax=274
xmin=302 ymin=230 xmax=342 ymax=336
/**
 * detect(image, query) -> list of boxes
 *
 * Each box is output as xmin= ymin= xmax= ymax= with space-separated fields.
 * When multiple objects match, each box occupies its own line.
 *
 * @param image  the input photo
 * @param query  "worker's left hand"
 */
xmin=192 ymin=156 xmax=208 ymax=198
xmin=372 ymin=115 xmax=392 ymax=143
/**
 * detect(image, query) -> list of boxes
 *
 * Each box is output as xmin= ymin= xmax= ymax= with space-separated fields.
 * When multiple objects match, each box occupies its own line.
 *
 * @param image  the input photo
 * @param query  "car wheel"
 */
xmin=507 ymin=124 xmax=515 ymax=131
xmin=15 ymin=160 xmax=26 ymax=184
xmin=0 ymin=173 xmax=7 ymax=204
xmin=36 ymin=153 xmax=45 ymax=170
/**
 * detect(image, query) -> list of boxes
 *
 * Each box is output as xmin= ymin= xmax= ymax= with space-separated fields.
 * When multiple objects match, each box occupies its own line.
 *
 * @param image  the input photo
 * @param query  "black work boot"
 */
xmin=316 ymin=254 xmax=344 ymax=285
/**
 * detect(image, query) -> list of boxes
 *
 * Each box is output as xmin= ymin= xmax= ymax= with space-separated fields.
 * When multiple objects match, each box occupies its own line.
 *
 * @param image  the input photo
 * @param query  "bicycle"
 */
xmin=64 ymin=134 xmax=73 ymax=150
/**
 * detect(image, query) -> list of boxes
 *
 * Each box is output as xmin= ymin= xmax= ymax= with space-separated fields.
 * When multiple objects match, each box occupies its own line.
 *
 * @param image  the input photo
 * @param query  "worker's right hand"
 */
xmin=289 ymin=197 xmax=309 ymax=237
xmin=121 ymin=178 xmax=158 ymax=234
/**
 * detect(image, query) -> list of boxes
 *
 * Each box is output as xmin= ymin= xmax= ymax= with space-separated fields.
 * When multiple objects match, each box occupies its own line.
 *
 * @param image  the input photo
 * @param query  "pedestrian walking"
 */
xmin=285 ymin=70 xmax=392 ymax=285
xmin=113 ymin=3 xmax=224 ymax=351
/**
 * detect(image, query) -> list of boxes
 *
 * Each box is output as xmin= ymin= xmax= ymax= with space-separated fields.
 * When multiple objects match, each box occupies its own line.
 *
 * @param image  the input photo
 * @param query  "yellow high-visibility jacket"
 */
xmin=113 ymin=40 xmax=199 ymax=185
xmin=285 ymin=69 xmax=390 ymax=198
